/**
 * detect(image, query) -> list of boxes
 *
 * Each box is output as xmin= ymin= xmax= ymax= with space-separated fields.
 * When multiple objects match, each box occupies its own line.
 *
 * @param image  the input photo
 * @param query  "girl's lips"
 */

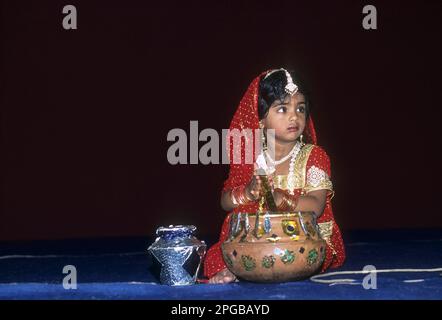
xmin=287 ymin=126 xmax=299 ymax=132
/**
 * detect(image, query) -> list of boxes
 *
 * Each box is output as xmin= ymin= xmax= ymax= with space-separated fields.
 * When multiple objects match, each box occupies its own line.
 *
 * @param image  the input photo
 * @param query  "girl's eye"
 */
xmin=277 ymin=106 xmax=287 ymax=113
xmin=297 ymin=105 xmax=306 ymax=113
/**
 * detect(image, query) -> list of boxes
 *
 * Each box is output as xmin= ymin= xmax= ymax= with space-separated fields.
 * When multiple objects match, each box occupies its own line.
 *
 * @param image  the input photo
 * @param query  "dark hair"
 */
xmin=258 ymin=69 xmax=311 ymax=120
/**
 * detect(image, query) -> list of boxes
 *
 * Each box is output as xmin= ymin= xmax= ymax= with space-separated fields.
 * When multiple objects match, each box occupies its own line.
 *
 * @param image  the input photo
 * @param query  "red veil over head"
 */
xmin=222 ymin=70 xmax=318 ymax=213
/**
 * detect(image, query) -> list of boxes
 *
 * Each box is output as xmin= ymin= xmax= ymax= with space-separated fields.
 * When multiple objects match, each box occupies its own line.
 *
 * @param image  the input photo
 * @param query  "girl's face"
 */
xmin=261 ymin=92 xmax=307 ymax=143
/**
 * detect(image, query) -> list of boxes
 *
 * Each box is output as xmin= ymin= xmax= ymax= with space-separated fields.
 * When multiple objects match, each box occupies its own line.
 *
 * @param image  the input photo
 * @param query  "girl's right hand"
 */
xmin=245 ymin=175 xmax=263 ymax=201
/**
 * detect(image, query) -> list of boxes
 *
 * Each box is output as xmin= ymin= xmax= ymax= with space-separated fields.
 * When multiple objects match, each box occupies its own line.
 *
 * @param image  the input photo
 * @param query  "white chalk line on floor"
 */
xmin=310 ymin=267 xmax=442 ymax=286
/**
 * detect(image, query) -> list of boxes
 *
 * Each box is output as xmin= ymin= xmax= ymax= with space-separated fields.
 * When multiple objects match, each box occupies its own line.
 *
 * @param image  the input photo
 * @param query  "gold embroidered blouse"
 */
xmin=271 ymin=144 xmax=334 ymax=197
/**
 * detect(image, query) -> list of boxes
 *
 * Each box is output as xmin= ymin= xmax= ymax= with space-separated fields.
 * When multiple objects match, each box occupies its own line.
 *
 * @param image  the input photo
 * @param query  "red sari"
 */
xmin=204 ymin=71 xmax=345 ymax=279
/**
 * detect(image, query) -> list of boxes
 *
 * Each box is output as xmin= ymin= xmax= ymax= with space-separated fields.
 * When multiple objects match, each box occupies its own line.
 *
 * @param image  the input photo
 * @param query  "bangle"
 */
xmin=236 ymin=186 xmax=251 ymax=204
xmin=231 ymin=186 xmax=253 ymax=206
xmin=278 ymin=191 xmax=299 ymax=211
xmin=243 ymin=186 xmax=256 ymax=202
xmin=230 ymin=188 xmax=239 ymax=206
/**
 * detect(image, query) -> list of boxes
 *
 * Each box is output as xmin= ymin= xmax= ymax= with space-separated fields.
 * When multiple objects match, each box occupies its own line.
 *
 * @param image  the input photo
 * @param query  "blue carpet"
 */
xmin=1 ymin=229 xmax=441 ymax=300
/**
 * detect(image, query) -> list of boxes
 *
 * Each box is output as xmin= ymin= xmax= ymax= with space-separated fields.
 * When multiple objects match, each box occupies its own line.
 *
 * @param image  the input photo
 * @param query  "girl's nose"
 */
xmin=289 ymin=111 xmax=298 ymax=122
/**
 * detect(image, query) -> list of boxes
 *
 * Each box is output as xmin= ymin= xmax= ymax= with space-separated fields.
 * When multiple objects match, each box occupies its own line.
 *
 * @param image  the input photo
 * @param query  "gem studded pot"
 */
xmin=221 ymin=211 xmax=326 ymax=282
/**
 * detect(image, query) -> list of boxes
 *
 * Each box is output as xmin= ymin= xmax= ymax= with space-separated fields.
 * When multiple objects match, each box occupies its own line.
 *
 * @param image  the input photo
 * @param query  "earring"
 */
xmin=260 ymin=126 xmax=267 ymax=152
xmin=299 ymin=134 xmax=304 ymax=144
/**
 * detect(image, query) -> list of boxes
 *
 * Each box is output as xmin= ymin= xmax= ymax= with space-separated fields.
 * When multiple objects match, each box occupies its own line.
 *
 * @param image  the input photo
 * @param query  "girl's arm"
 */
xmin=220 ymin=190 xmax=236 ymax=212
xmin=274 ymin=189 xmax=327 ymax=218
xmin=294 ymin=189 xmax=327 ymax=218
xmin=220 ymin=176 xmax=263 ymax=212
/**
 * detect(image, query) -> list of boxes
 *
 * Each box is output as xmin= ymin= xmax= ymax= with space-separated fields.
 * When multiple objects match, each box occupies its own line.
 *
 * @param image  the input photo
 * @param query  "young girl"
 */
xmin=204 ymin=68 xmax=346 ymax=284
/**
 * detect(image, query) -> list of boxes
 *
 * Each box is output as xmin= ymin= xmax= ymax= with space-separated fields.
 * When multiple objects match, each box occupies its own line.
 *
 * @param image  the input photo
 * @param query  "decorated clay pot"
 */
xmin=221 ymin=211 xmax=326 ymax=282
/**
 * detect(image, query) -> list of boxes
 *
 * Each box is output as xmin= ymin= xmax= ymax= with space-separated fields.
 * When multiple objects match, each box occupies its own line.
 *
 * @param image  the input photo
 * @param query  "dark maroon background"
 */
xmin=2 ymin=0 xmax=442 ymax=241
